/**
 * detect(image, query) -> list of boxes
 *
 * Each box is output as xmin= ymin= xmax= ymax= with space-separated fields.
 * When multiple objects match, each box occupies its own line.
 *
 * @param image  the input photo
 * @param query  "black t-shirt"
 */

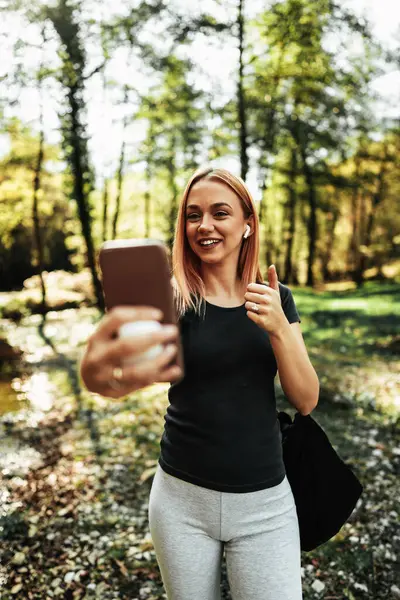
xmin=158 ymin=282 xmax=301 ymax=493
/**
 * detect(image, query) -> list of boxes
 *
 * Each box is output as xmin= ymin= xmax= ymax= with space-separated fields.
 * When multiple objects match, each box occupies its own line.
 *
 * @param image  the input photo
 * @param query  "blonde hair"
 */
xmin=171 ymin=166 xmax=263 ymax=319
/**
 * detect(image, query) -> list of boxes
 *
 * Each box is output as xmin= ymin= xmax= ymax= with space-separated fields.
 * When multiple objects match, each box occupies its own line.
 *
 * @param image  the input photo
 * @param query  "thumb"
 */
xmin=268 ymin=264 xmax=279 ymax=292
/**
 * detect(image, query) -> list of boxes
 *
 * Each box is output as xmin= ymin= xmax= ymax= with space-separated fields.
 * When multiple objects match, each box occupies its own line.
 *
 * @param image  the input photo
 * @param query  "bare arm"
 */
xmin=270 ymin=321 xmax=319 ymax=415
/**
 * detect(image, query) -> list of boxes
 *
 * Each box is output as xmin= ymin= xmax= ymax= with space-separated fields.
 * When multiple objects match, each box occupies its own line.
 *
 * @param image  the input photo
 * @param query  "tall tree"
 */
xmin=237 ymin=0 xmax=249 ymax=181
xmin=282 ymin=144 xmax=299 ymax=283
xmin=354 ymin=137 xmax=394 ymax=284
xmin=111 ymin=85 xmax=129 ymax=240
xmin=32 ymin=55 xmax=47 ymax=312
xmin=46 ymin=0 xmax=104 ymax=310
xmin=101 ymin=178 xmax=110 ymax=243
xmin=250 ymin=0 xmax=377 ymax=285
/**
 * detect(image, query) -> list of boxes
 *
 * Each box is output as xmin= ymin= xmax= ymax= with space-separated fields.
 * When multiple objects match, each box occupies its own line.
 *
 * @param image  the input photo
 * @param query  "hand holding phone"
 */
xmin=80 ymin=306 xmax=182 ymax=399
xmin=119 ymin=320 xmax=164 ymax=364
xmin=98 ymin=238 xmax=184 ymax=375
xmin=79 ymin=238 xmax=186 ymax=398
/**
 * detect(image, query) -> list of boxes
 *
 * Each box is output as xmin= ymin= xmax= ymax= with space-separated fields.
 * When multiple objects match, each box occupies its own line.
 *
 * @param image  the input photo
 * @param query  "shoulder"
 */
xmin=278 ymin=281 xmax=292 ymax=296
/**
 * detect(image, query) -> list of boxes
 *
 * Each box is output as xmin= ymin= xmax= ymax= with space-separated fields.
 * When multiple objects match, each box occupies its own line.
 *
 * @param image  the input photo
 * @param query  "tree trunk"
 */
xmin=112 ymin=86 xmax=129 ymax=240
xmin=353 ymin=192 xmax=368 ymax=286
xmin=49 ymin=0 xmax=104 ymax=310
xmin=355 ymin=144 xmax=388 ymax=285
xmin=283 ymin=146 xmax=298 ymax=283
xmin=111 ymin=138 xmax=126 ymax=240
xmin=258 ymin=172 xmax=267 ymax=222
xmin=237 ymin=0 xmax=249 ymax=182
xmin=144 ymin=159 xmax=151 ymax=239
xmin=347 ymin=155 xmax=361 ymax=280
xmin=102 ymin=178 xmax=109 ymax=242
xmin=299 ymin=149 xmax=317 ymax=287
xmin=166 ymin=135 xmax=178 ymax=253
xmin=292 ymin=121 xmax=317 ymax=288
xmin=32 ymin=81 xmax=47 ymax=313
xmin=263 ymin=198 xmax=275 ymax=274
xmin=69 ymin=86 xmax=104 ymax=310
xmin=321 ymin=204 xmax=340 ymax=281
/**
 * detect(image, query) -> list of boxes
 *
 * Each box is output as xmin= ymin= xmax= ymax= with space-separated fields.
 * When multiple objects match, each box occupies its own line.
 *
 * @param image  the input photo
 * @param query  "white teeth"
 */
xmin=200 ymin=240 xmax=220 ymax=246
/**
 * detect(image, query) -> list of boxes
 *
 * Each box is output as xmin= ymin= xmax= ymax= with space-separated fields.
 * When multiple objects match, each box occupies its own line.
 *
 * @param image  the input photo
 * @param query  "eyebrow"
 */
xmin=186 ymin=202 xmax=232 ymax=210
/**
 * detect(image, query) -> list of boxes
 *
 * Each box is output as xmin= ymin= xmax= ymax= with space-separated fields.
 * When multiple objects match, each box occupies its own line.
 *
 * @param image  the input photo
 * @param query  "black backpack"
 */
xmin=277 ymin=411 xmax=363 ymax=552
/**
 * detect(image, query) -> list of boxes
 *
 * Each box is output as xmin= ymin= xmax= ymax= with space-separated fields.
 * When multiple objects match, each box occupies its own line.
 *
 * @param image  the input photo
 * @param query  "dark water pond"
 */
xmin=0 ymin=307 xmax=98 ymax=419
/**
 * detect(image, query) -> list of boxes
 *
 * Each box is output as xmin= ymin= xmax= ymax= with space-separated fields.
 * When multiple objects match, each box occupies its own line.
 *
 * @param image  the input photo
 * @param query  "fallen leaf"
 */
xmin=114 ymin=558 xmax=129 ymax=577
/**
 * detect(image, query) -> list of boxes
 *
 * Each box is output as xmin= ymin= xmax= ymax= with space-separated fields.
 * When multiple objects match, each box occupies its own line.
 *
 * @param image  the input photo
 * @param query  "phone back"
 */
xmin=98 ymin=239 xmax=177 ymax=327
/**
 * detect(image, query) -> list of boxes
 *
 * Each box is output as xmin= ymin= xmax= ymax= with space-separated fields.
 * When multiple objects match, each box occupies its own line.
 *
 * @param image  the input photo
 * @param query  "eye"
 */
xmin=186 ymin=210 xmax=229 ymax=221
xmin=186 ymin=211 xmax=228 ymax=220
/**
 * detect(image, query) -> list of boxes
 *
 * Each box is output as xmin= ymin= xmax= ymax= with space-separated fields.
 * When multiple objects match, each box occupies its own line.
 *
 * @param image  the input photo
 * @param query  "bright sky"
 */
xmin=0 ymin=0 xmax=399 ymax=200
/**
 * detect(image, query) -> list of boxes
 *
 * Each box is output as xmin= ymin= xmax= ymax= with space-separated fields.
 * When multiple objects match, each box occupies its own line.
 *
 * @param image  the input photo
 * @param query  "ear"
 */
xmin=246 ymin=214 xmax=255 ymax=236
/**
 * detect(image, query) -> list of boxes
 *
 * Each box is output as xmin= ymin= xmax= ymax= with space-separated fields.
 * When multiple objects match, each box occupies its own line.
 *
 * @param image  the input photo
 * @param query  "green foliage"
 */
xmin=0 ymin=0 xmax=399 ymax=295
xmin=0 ymin=119 xmax=76 ymax=290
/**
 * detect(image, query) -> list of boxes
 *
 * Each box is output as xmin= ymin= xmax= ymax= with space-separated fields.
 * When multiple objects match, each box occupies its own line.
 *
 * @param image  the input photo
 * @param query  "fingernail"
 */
xmin=152 ymin=310 xmax=163 ymax=319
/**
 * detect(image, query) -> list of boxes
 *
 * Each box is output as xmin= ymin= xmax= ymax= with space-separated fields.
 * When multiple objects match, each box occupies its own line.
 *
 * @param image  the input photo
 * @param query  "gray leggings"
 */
xmin=148 ymin=464 xmax=303 ymax=600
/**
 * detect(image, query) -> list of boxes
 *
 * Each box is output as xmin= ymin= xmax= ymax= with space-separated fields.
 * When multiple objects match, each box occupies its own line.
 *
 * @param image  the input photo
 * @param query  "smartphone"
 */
xmin=98 ymin=238 xmax=184 ymax=380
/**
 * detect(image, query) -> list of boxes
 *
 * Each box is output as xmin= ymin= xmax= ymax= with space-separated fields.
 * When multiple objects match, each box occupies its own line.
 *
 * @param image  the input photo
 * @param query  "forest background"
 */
xmin=1 ymin=0 xmax=399 ymax=301
xmin=0 ymin=1 xmax=399 ymax=599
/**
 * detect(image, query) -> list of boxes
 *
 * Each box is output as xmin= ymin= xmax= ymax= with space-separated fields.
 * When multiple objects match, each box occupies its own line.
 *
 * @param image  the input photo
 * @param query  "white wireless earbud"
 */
xmin=243 ymin=225 xmax=251 ymax=239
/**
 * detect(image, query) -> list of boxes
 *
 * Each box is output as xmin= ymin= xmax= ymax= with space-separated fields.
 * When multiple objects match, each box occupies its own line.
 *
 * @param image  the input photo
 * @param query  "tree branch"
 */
xmin=84 ymin=61 xmax=106 ymax=81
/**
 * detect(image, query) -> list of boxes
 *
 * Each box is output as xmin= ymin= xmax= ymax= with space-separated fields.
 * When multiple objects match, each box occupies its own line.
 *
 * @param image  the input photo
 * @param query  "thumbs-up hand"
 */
xmin=267 ymin=264 xmax=279 ymax=292
xmin=244 ymin=265 xmax=286 ymax=336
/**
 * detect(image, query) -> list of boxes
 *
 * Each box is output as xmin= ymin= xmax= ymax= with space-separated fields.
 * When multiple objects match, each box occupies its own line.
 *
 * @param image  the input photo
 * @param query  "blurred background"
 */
xmin=0 ymin=1 xmax=399 ymax=599
xmin=0 ymin=0 xmax=399 ymax=305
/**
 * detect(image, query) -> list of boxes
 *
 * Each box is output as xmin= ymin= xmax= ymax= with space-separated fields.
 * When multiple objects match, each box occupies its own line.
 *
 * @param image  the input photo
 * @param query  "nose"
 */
xmin=198 ymin=215 xmax=215 ymax=233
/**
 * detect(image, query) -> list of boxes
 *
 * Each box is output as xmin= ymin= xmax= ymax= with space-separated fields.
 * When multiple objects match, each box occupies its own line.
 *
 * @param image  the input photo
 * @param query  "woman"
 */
xmin=80 ymin=166 xmax=320 ymax=600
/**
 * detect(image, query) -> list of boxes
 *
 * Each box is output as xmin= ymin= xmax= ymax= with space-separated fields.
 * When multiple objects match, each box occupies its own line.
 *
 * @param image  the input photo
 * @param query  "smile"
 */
xmin=198 ymin=239 xmax=222 ymax=248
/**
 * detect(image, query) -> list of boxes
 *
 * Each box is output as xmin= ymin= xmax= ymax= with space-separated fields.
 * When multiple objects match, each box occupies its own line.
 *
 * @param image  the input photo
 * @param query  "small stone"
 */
xmin=28 ymin=525 xmax=38 ymax=538
xmin=11 ymin=584 xmax=23 ymax=594
xmin=64 ymin=571 xmax=75 ymax=584
xmin=12 ymin=552 xmax=26 ymax=565
xmin=90 ymin=530 xmax=101 ymax=538
xmin=391 ymin=584 xmax=400 ymax=598
xmin=88 ymin=551 xmax=98 ymax=565
xmin=311 ymin=579 xmax=325 ymax=593
xmin=305 ymin=564 xmax=314 ymax=572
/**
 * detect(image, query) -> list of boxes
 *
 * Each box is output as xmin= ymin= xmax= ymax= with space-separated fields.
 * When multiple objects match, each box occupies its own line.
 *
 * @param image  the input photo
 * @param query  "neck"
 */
xmin=201 ymin=263 xmax=244 ymax=299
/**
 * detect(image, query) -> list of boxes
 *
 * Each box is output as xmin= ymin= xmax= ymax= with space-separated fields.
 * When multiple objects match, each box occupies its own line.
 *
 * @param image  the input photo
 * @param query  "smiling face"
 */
xmin=185 ymin=179 xmax=253 ymax=265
